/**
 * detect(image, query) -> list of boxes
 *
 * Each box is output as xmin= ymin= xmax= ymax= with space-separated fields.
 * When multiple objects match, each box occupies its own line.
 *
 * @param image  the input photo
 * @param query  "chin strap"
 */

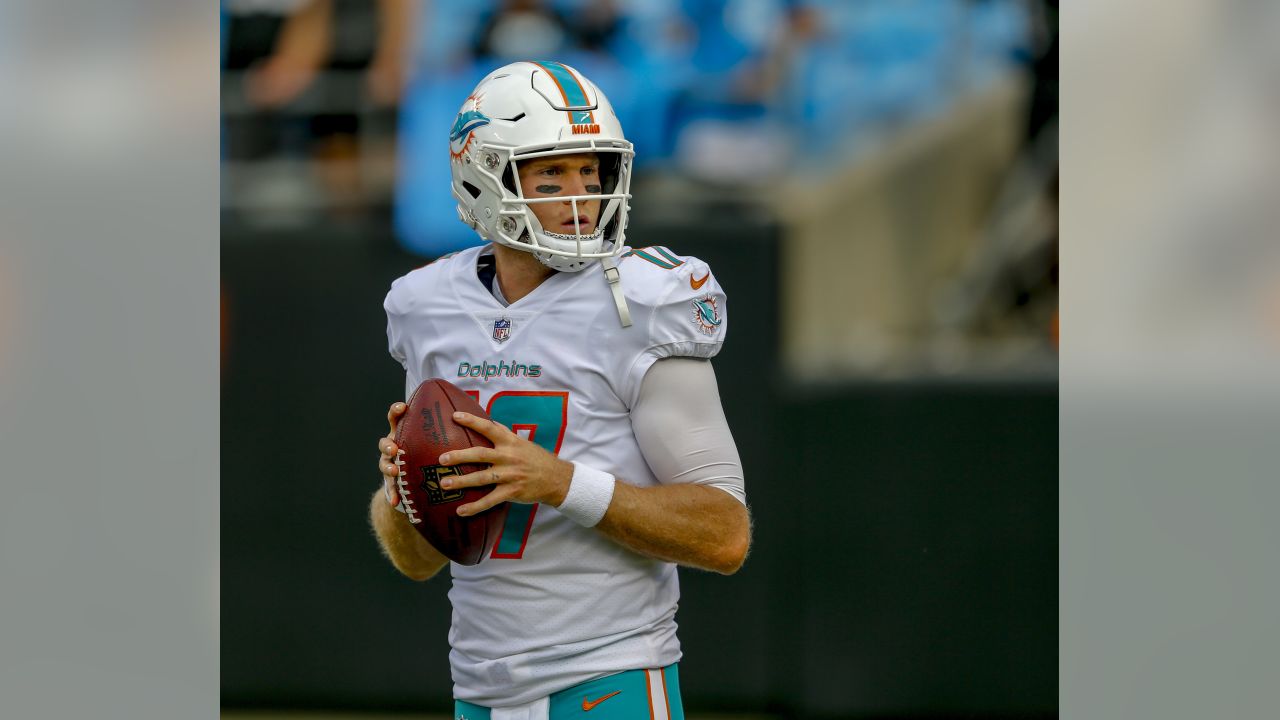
xmin=600 ymin=254 xmax=632 ymax=327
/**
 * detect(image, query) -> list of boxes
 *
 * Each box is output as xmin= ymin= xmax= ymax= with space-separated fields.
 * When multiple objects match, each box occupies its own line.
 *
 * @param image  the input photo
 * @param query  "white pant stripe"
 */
xmin=644 ymin=669 xmax=669 ymax=720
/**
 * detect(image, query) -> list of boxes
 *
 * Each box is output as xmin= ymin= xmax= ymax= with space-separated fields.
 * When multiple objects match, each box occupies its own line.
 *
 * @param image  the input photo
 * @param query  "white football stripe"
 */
xmin=645 ymin=669 xmax=670 ymax=720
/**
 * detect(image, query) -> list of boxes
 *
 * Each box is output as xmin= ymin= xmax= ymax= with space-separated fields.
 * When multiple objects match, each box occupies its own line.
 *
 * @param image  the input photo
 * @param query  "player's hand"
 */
xmin=438 ymin=412 xmax=575 ymax=517
xmin=378 ymin=402 xmax=408 ymax=495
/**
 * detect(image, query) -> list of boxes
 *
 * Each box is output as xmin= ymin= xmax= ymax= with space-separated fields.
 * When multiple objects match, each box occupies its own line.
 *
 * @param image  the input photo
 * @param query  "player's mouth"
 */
xmin=561 ymin=215 xmax=593 ymax=232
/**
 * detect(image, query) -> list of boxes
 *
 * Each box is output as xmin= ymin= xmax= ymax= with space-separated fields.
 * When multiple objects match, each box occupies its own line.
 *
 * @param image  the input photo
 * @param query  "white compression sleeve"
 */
xmin=629 ymin=357 xmax=747 ymax=506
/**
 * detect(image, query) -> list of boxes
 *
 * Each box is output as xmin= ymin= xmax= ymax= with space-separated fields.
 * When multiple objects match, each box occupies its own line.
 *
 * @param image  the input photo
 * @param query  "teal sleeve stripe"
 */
xmin=631 ymin=249 xmax=678 ymax=269
xmin=652 ymin=246 xmax=684 ymax=267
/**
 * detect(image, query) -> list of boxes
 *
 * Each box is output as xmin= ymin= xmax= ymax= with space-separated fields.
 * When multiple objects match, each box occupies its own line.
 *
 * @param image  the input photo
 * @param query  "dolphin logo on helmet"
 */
xmin=450 ymin=110 xmax=491 ymax=158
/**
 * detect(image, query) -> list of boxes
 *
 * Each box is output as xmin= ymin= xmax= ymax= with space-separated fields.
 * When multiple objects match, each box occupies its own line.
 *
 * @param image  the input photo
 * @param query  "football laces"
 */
xmin=394 ymin=450 xmax=420 ymax=524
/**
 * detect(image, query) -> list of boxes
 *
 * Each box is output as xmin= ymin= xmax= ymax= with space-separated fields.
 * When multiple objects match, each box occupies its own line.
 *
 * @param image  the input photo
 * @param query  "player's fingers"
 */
xmin=386 ymin=402 xmax=407 ymax=435
xmin=441 ymin=465 xmax=500 ymax=490
xmin=381 ymin=459 xmax=401 ymax=478
xmin=439 ymin=447 xmax=499 ymax=467
xmin=378 ymin=438 xmax=399 ymax=456
xmin=452 ymin=412 xmax=511 ymax=442
xmin=457 ymin=487 xmax=513 ymax=517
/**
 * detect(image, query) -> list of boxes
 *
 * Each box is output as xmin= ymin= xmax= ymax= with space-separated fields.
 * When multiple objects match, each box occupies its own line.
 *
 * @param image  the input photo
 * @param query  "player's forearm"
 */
xmin=594 ymin=481 xmax=750 ymax=575
xmin=369 ymin=490 xmax=449 ymax=581
xmin=374 ymin=0 xmax=413 ymax=59
xmin=275 ymin=0 xmax=333 ymax=65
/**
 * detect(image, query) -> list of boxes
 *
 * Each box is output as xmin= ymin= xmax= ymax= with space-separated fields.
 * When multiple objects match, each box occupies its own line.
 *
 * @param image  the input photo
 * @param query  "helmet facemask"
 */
xmin=478 ymin=142 xmax=632 ymax=273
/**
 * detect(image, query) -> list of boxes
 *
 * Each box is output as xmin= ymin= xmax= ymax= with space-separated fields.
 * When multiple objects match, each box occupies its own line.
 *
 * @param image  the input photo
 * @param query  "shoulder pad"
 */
xmin=619 ymin=246 xmax=713 ymax=304
xmin=385 ymin=249 xmax=470 ymax=317
xmin=609 ymin=246 xmax=728 ymax=407
xmin=617 ymin=245 xmax=727 ymax=347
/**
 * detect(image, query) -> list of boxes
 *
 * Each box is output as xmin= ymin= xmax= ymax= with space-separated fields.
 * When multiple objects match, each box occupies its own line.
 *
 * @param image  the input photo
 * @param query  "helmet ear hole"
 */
xmin=461 ymin=181 xmax=482 ymax=199
xmin=600 ymin=210 xmax=622 ymax=244
xmin=598 ymin=154 xmax=622 ymax=194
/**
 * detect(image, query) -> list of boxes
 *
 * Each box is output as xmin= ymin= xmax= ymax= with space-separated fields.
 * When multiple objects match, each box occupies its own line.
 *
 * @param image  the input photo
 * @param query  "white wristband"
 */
xmin=558 ymin=462 xmax=616 ymax=527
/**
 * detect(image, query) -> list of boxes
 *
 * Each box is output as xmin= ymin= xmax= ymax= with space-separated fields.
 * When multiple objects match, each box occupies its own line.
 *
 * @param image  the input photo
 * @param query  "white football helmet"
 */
xmin=449 ymin=61 xmax=635 ymax=273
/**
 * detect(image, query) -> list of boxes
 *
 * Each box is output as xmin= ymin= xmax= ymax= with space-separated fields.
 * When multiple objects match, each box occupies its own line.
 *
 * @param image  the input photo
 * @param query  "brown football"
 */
xmin=393 ymin=378 xmax=508 ymax=566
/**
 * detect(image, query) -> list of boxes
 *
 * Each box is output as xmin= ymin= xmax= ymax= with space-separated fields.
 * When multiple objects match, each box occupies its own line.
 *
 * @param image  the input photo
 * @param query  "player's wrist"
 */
xmin=557 ymin=461 xmax=616 ymax=527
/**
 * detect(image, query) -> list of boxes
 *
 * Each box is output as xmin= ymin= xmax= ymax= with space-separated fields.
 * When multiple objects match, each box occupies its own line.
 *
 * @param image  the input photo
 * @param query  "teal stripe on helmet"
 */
xmin=535 ymin=61 xmax=595 ymax=125
xmin=536 ymin=61 xmax=590 ymax=107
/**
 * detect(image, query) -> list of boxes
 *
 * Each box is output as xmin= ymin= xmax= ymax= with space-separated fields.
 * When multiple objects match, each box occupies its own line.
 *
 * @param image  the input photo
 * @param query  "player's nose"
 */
xmin=560 ymin=173 xmax=589 ymax=201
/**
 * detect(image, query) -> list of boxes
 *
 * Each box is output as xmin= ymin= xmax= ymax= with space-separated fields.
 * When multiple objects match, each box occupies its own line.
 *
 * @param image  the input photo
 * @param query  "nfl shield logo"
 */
xmin=492 ymin=318 xmax=512 ymax=343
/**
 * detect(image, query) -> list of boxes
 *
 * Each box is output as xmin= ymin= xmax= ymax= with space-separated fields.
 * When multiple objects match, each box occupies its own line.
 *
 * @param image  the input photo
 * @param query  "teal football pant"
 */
xmin=455 ymin=664 xmax=683 ymax=720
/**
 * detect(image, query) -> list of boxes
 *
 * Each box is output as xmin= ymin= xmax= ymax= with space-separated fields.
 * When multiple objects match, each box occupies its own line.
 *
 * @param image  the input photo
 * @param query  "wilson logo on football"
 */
xmin=421 ymin=403 xmax=450 ymax=445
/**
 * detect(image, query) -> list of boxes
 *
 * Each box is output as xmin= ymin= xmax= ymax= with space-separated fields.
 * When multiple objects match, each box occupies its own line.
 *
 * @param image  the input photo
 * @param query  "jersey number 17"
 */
xmin=464 ymin=390 xmax=568 ymax=560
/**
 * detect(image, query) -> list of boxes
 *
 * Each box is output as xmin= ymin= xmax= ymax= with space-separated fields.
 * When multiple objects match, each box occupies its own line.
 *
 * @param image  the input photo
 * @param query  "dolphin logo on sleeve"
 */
xmin=691 ymin=295 xmax=722 ymax=335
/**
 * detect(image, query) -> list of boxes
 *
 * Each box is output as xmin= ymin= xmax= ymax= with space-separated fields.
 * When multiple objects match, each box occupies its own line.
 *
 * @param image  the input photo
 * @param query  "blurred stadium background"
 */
xmin=221 ymin=1 xmax=1057 ymax=718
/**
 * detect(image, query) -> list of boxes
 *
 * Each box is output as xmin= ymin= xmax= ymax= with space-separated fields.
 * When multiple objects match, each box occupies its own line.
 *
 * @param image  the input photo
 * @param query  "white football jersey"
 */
xmin=384 ymin=244 xmax=729 ymax=705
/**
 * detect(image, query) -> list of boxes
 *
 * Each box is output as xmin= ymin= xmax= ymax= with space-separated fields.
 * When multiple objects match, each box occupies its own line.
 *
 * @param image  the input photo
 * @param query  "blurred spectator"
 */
xmin=570 ymin=0 xmax=626 ymax=54
xmin=411 ymin=0 xmax=489 ymax=71
xmin=670 ymin=0 xmax=818 ymax=183
xmin=236 ymin=0 xmax=411 ymax=110
xmin=240 ymin=0 xmax=332 ymax=109
xmin=223 ymin=0 xmax=314 ymax=162
xmin=223 ymin=0 xmax=411 ymax=219
xmin=783 ymin=0 xmax=1037 ymax=163
xmin=473 ymin=0 xmax=572 ymax=63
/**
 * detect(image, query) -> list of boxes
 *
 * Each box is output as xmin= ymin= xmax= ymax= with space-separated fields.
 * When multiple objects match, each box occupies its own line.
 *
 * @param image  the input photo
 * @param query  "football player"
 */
xmin=371 ymin=61 xmax=749 ymax=717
